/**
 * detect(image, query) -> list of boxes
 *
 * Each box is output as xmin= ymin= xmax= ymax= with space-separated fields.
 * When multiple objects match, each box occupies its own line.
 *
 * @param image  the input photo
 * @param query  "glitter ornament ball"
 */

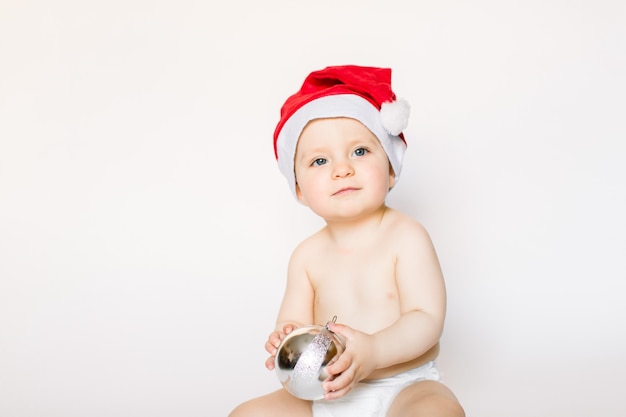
xmin=275 ymin=317 xmax=345 ymax=400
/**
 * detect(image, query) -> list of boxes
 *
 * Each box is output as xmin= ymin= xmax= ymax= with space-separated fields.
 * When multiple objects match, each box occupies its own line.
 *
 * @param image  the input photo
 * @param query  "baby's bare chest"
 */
xmin=307 ymin=250 xmax=401 ymax=329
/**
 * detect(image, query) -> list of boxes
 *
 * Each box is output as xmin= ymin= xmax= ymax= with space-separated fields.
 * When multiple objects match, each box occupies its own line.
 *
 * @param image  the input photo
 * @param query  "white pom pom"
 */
xmin=380 ymin=98 xmax=410 ymax=136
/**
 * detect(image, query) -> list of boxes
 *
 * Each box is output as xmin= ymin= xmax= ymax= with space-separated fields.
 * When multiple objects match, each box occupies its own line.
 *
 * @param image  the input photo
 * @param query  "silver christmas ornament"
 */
xmin=275 ymin=316 xmax=345 ymax=400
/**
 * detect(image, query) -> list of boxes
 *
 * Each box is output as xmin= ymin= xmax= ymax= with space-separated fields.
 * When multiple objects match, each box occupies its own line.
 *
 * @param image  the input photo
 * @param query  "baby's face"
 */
xmin=293 ymin=117 xmax=394 ymax=220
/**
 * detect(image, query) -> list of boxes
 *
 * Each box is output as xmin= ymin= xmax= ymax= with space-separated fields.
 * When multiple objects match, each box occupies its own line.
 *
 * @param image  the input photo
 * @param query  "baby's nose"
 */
xmin=332 ymin=160 xmax=355 ymax=178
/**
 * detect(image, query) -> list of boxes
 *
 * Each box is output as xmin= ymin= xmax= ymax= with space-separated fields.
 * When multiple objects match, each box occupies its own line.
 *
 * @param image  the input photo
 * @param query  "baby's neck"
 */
xmin=323 ymin=205 xmax=391 ymax=247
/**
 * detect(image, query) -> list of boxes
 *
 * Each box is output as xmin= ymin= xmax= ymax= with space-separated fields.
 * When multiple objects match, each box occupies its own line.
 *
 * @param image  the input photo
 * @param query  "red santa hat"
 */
xmin=273 ymin=65 xmax=410 ymax=197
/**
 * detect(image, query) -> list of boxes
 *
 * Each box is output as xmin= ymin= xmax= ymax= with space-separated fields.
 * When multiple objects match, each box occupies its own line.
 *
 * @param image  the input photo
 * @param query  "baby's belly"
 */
xmin=365 ymin=343 xmax=440 ymax=380
xmin=314 ymin=285 xmax=400 ymax=334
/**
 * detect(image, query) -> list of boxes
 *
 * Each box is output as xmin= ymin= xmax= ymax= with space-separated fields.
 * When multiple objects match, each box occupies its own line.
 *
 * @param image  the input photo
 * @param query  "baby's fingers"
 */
xmin=265 ymin=332 xmax=284 ymax=354
xmin=322 ymin=369 xmax=355 ymax=400
xmin=323 ymin=385 xmax=352 ymax=401
xmin=265 ymin=355 xmax=276 ymax=371
xmin=324 ymin=351 xmax=351 ymax=377
xmin=282 ymin=323 xmax=296 ymax=334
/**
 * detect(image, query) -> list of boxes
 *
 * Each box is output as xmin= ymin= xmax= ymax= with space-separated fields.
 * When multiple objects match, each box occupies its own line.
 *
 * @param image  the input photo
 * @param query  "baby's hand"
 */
xmin=321 ymin=322 xmax=378 ymax=400
xmin=264 ymin=323 xmax=297 ymax=371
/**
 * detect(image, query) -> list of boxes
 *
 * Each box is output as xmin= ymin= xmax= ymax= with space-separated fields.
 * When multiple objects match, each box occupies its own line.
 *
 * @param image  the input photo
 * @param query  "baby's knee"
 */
xmin=229 ymin=391 xmax=311 ymax=417
xmin=228 ymin=399 xmax=259 ymax=417
xmin=227 ymin=402 xmax=245 ymax=417
xmin=389 ymin=381 xmax=465 ymax=417
xmin=428 ymin=396 xmax=465 ymax=417
xmin=415 ymin=392 xmax=465 ymax=417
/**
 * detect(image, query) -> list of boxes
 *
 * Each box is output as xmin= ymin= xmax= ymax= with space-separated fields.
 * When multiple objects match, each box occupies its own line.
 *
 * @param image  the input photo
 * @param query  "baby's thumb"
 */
xmin=327 ymin=321 xmax=351 ymax=341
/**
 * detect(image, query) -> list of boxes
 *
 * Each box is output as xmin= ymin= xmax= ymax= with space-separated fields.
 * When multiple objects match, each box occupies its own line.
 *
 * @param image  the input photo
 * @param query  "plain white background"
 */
xmin=1 ymin=1 xmax=625 ymax=416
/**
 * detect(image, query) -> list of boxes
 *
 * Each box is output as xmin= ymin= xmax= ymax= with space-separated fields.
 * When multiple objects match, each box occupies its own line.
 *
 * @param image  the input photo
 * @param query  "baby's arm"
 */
xmin=323 ymin=221 xmax=447 ymax=397
xmin=371 ymin=221 xmax=447 ymax=365
xmin=264 ymin=245 xmax=315 ymax=370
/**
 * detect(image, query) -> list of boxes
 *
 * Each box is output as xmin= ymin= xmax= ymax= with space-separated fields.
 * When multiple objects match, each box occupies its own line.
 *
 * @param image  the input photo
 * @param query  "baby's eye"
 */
xmin=312 ymin=158 xmax=327 ymax=167
xmin=353 ymin=147 xmax=369 ymax=157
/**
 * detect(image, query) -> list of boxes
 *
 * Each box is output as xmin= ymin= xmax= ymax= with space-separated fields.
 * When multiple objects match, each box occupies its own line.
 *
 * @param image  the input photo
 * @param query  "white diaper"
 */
xmin=312 ymin=361 xmax=441 ymax=417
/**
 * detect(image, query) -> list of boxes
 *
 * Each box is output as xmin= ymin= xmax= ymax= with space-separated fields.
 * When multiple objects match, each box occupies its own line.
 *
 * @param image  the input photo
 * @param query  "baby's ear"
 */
xmin=388 ymin=163 xmax=396 ymax=189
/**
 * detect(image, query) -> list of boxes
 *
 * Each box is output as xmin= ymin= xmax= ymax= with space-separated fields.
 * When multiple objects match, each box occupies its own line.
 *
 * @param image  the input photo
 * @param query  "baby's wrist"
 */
xmin=370 ymin=334 xmax=385 ymax=369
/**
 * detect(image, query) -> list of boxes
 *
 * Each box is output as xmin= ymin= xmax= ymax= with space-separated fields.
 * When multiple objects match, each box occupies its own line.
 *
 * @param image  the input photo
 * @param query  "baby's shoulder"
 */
xmin=382 ymin=208 xmax=433 ymax=245
xmin=384 ymin=207 xmax=428 ymax=232
xmin=289 ymin=227 xmax=329 ymax=261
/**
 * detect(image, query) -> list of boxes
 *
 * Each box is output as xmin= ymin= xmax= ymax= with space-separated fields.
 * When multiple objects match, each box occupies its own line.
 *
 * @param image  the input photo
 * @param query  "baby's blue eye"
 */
xmin=312 ymin=158 xmax=327 ymax=167
xmin=353 ymin=147 xmax=368 ymax=157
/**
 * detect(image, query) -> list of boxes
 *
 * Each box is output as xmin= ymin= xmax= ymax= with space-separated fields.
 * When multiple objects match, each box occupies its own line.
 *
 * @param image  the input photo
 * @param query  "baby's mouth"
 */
xmin=332 ymin=187 xmax=359 ymax=196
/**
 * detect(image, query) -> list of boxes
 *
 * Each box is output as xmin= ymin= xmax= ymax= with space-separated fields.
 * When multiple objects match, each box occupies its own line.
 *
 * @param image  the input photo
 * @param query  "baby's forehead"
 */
xmin=297 ymin=121 xmax=381 ymax=152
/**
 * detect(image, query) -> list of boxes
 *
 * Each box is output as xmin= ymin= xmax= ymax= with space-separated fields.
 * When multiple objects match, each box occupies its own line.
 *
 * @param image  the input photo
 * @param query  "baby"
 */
xmin=229 ymin=65 xmax=464 ymax=417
